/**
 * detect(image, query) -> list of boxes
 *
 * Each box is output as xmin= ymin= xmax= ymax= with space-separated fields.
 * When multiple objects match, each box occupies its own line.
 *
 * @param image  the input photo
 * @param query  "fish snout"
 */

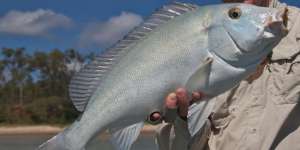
xmin=263 ymin=7 xmax=289 ymax=38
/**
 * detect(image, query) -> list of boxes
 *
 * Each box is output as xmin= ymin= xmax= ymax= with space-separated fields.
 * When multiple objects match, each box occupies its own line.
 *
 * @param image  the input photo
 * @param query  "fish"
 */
xmin=37 ymin=2 xmax=287 ymax=150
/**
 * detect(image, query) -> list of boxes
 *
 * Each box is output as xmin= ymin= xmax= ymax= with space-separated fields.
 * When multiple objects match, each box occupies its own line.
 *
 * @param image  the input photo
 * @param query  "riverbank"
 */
xmin=0 ymin=125 xmax=159 ymax=135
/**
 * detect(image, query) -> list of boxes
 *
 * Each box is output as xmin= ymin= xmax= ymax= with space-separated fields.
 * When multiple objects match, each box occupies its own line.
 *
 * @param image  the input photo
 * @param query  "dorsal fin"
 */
xmin=69 ymin=2 xmax=199 ymax=112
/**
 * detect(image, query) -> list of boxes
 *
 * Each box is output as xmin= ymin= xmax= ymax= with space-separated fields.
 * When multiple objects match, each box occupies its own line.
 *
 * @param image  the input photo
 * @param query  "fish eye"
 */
xmin=228 ymin=7 xmax=242 ymax=19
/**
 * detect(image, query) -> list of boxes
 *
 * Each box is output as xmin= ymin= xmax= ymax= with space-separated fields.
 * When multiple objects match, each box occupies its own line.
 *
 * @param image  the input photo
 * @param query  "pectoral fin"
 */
xmin=188 ymin=99 xmax=216 ymax=137
xmin=186 ymin=57 xmax=214 ymax=137
xmin=186 ymin=57 xmax=213 ymax=92
xmin=109 ymin=122 xmax=144 ymax=150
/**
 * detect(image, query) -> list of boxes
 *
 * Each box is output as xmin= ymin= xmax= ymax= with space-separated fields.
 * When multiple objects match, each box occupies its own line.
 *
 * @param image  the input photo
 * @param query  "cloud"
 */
xmin=0 ymin=9 xmax=72 ymax=36
xmin=79 ymin=12 xmax=143 ymax=49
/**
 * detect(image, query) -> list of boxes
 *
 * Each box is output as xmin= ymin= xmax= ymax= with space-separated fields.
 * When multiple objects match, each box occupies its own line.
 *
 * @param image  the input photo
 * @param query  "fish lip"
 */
xmin=264 ymin=7 xmax=289 ymax=35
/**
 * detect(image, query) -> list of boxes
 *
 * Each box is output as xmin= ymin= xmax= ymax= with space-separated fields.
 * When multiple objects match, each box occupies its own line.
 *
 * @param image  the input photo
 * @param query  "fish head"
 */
xmin=208 ymin=3 xmax=288 ymax=67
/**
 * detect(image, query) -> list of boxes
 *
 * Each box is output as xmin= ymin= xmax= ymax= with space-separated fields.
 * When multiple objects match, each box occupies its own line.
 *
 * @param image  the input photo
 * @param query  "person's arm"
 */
xmin=167 ymin=89 xmax=192 ymax=150
xmin=155 ymin=89 xmax=197 ymax=150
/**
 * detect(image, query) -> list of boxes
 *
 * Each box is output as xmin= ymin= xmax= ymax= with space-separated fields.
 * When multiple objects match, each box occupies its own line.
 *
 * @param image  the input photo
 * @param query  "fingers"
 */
xmin=176 ymin=88 xmax=189 ymax=118
xmin=164 ymin=93 xmax=179 ymax=123
xmin=165 ymin=93 xmax=178 ymax=109
xmin=149 ymin=92 xmax=180 ymax=124
xmin=163 ymin=88 xmax=205 ymax=122
xmin=191 ymin=91 xmax=204 ymax=103
xmin=244 ymin=0 xmax=256 ymax=4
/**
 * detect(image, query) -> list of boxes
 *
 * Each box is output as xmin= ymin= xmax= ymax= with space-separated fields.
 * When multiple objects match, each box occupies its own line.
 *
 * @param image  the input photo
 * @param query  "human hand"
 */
xmin=164 ymin=88 xmax=204 ymax=119
xmin=147 ymin=88 xmax=204 ymax=124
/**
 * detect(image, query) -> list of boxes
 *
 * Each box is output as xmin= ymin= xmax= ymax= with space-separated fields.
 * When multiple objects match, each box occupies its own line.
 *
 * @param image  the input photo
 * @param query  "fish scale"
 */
xmin=68 ymin=2 xmax=199 ymax=112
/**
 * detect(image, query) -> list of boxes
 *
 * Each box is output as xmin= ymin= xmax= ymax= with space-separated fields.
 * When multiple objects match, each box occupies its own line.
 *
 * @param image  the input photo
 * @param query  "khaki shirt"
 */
xmin=156 ymin=3 xmax=300 ymax=150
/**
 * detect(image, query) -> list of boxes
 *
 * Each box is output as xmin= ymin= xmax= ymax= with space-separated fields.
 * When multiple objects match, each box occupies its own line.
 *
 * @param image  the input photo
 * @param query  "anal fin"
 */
xmin=109 ymin=122 xmax=144 ymax=150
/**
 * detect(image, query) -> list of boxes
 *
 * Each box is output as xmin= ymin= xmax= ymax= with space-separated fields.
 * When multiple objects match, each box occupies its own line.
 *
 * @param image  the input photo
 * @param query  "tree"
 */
xmin=0 ymin=60 xmax=5 ymax=105
xmin=0 ymin=60 xmax=4 ymax=83
xmin=64 ymin=49 xmax=84 ymax=75
xmin=1 ymin=48 xmax=32 ymax=105
xmin=31 ymin=49 xmax=70 ymax=97
xmin=0 ymin=48 xmax=82 ymax=124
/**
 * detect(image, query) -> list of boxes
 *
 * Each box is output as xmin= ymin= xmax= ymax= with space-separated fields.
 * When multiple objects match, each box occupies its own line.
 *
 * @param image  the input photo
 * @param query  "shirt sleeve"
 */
xmin=171 ymin=117 xmax=190 ymax=150
xmin=155 ymin=117 xmax=190 ymax=150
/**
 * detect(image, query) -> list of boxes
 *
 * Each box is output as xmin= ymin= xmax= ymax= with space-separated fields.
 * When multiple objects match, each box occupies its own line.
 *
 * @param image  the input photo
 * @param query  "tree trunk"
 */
xmin=19 ymin=84 xmax=23 ymax=106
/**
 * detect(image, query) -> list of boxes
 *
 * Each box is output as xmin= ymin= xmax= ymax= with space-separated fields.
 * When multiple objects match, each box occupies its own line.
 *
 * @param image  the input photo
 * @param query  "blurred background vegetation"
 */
xmin=0 ymin=47 xmax=95 ymax=125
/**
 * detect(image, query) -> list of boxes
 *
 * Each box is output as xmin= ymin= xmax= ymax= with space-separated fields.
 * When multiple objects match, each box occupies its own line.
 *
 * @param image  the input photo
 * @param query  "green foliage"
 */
xmin=0 ymin=47 xmax=92 ymax=125
xmin=26 ymin=96 xmax=78 ymax=124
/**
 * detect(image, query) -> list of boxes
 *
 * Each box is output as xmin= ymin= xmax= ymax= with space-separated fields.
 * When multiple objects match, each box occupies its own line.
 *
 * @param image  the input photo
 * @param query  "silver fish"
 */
xmin=38 ymin=2 xmax=287 ymax=150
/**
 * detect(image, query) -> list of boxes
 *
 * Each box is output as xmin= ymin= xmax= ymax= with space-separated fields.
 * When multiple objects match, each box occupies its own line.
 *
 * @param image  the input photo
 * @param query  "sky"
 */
xmin=0 ymin=0 xmax=299 ymax=54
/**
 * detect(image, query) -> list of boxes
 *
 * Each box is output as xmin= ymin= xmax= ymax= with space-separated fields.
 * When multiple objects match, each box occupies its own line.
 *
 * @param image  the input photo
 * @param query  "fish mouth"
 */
xmin=263 ymin=7 xmax=289 ymax=37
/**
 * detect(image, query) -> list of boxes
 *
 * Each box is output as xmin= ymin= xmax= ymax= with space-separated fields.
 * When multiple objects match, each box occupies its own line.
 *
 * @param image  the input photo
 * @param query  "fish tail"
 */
xmin=37 ymin=132 xmax=66 ymax=150
xmin=37 ymin=132 xmax=84 ymax=150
